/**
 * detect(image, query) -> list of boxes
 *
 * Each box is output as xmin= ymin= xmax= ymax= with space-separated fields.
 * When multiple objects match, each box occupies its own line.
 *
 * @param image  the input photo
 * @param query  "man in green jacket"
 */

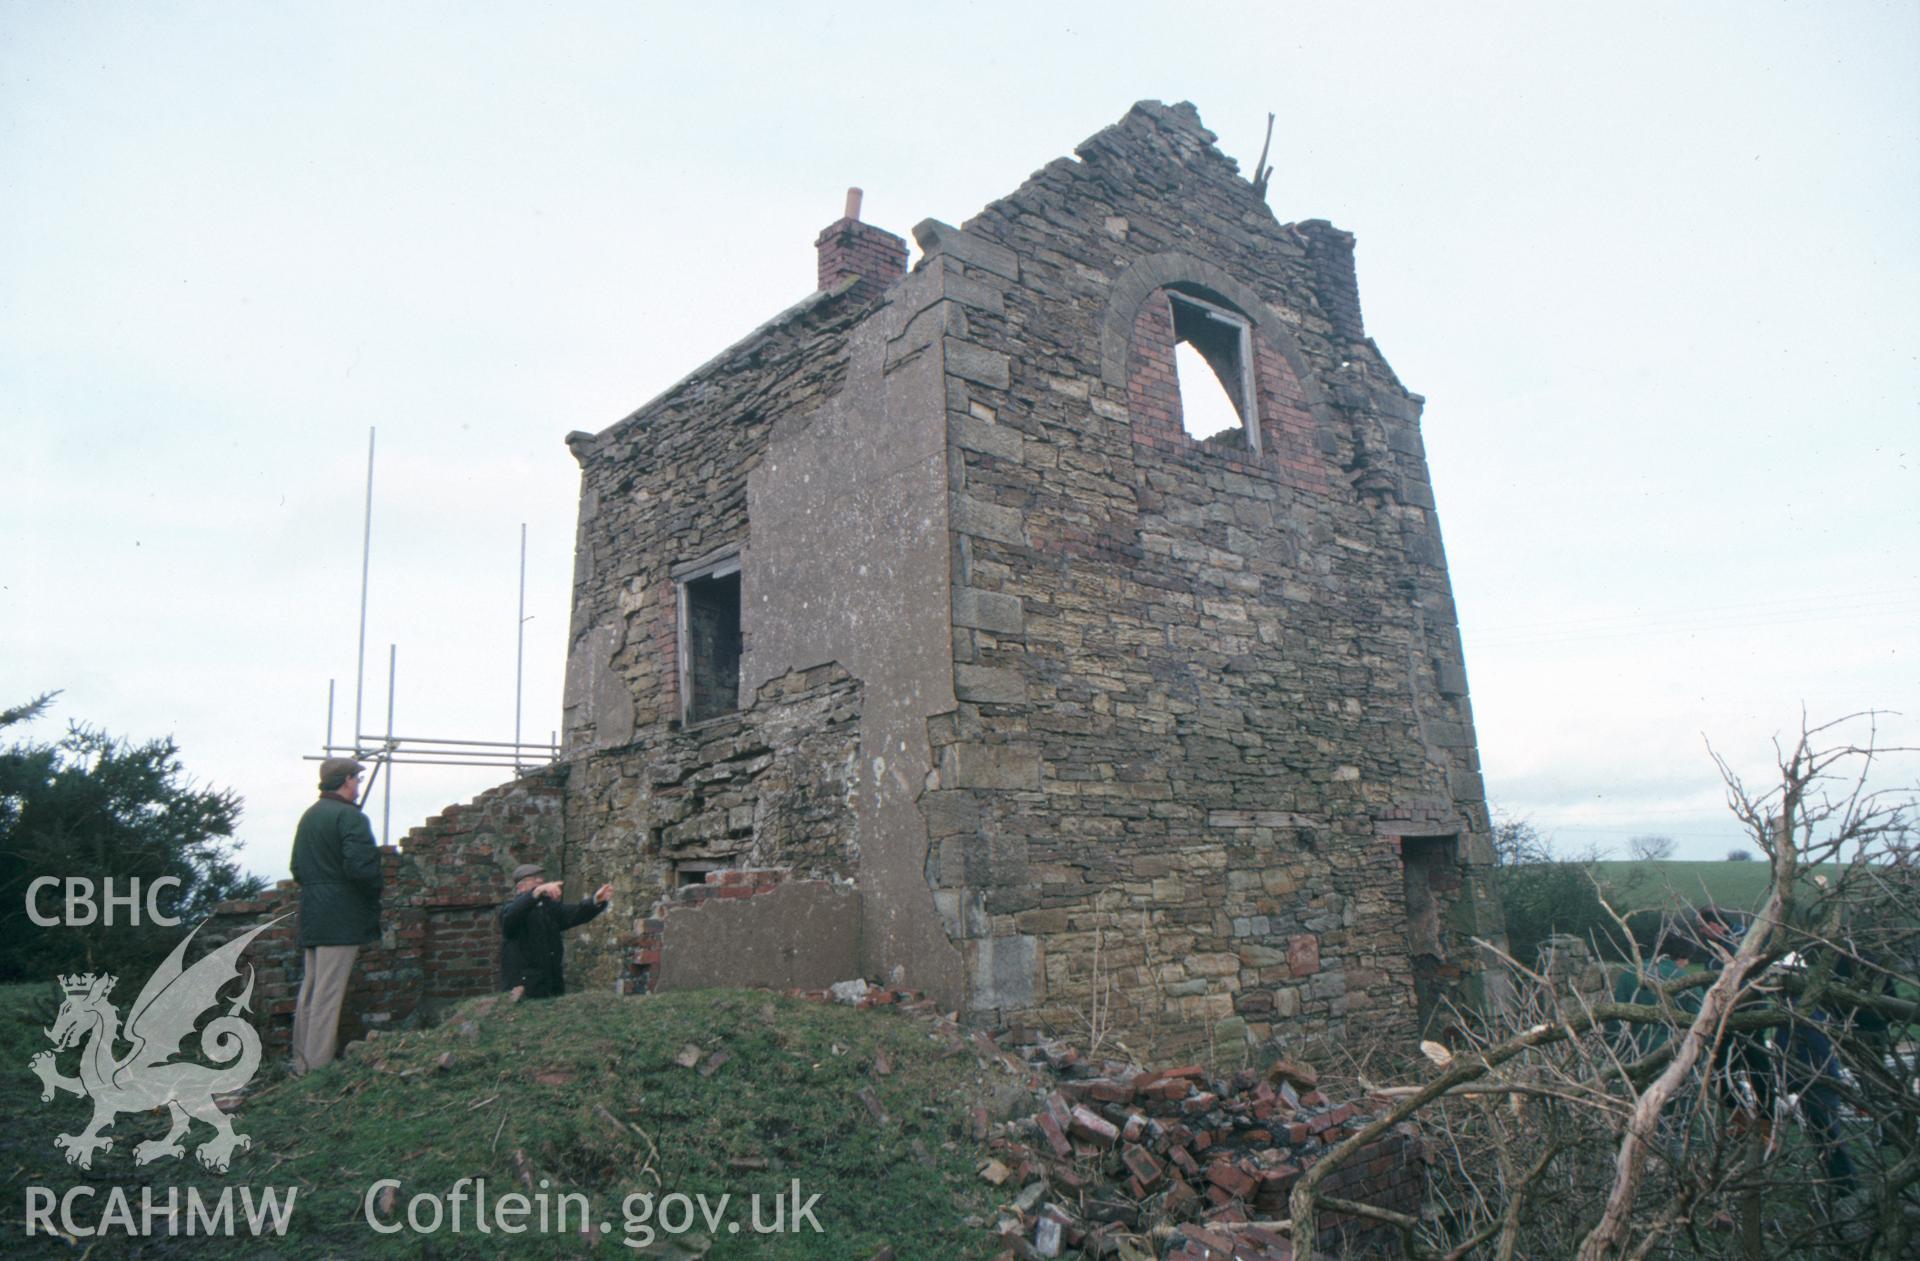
xmin=289 ymin=757 xmax=383 ymax=1073
xmin=1610 ymin=915 xmax=1696 ymax=1058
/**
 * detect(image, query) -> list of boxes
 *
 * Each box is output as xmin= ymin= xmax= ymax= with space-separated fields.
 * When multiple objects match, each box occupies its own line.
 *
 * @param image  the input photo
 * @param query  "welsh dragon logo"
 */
xmin=29 ymin=917 xmax=285 ymax=1172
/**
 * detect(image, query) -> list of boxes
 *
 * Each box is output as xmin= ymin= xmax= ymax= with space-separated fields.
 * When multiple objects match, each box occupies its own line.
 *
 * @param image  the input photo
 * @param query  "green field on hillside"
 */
xmin=1588 ymin=860 xmax=1846 ymax=916
xmin=3 ymin=985 xmax=1003 ymax=1259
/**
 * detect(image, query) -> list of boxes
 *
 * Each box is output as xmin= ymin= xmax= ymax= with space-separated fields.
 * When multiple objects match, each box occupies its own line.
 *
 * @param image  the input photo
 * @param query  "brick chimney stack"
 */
xmin=815 ymin=187 xmax=907 ymax=305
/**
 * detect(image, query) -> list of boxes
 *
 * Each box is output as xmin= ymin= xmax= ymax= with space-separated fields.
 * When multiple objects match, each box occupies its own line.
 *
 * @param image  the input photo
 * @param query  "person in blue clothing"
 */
xmin=498 ymin=862 xmax=612 ymax=999
xmin=1776 ymin=999 xmax=1858 ymax=1199
xmin=1689 ymin=909 xmax=1860 ymax=1206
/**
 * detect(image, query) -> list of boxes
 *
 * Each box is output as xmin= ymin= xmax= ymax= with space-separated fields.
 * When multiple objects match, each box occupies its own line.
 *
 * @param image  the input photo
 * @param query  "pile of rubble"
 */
xmin=790 ymin=983 xmax=1424 ymax=1260
xmin=969 ymin=1028 xmax=1422 ymax=1261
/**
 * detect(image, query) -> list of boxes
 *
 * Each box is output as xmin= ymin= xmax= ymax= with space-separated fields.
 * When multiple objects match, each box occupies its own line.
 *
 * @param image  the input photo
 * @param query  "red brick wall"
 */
xmin=204 ymin=769 xmax=566 ymax=1057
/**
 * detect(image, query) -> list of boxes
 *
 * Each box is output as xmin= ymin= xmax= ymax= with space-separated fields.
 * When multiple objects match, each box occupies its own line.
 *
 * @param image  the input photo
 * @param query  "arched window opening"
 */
xmin=1168 ymin=290 xmax=1259 ymax=449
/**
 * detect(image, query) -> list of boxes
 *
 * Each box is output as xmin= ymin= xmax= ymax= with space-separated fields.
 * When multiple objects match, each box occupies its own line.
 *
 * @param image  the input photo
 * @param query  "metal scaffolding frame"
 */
xmin=307 ymin=426 xmax=558 ymax=844
xmin=316 ymin=733 xmax=560 ymax=771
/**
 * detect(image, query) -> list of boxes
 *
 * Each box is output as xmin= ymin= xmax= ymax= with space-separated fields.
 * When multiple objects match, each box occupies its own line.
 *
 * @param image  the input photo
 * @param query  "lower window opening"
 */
xmin=680 ymin=567 xmax=741 ymax=724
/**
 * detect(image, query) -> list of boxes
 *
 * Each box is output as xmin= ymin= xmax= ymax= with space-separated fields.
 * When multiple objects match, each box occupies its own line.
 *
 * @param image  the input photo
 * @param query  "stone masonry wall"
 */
xmin=561 ymin=230 xmax=968 ymax=1005
xmin=202 ymin=770 xmax=566 ymax=1057
xmin=560 ymin=287 xmax=863 ymax=753
xmin=560 ymin=665 xmax=864 ymax=991
xmin=914 ymin=102 xmax=1502 ymax=1053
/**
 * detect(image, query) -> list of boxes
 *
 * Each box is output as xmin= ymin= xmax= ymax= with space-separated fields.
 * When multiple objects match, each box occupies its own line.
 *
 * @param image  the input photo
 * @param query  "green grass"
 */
xmin=1589 ymin=860 xmax=1843 ymax=915
xmin=3 ymin=984 xmax=1004 ymax=1259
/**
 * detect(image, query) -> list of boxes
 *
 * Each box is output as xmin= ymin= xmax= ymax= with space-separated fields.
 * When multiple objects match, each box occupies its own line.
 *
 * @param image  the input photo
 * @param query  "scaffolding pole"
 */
xmin=350 ymin=734 xmax=553 ymax=749
xmin=515 ymin=522 xmax=527 ymax=774
xmin=317 ymin=755 xmax=547 ymax=769
xmin=353 ymin=427 xmax=376 ymax=757
xmin=307 ymin=433 xmax=566 ymax=845
xmin=314 ymin=743 xmax=550 ymax=758
xmin=383 ymin=643 xmax=396 ymax=842
xmin=314 ymin=732 xmax=559 ymax=768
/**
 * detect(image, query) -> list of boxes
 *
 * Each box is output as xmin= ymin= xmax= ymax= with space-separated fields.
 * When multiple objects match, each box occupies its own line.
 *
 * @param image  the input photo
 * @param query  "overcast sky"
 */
xmin=4 ymin=2 xmax=1915 ymax=878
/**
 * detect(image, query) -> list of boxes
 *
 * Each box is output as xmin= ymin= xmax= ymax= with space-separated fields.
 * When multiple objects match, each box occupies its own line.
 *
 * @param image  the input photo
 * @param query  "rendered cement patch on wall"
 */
xmin=650 ymin=875 xmax=859 ymax=993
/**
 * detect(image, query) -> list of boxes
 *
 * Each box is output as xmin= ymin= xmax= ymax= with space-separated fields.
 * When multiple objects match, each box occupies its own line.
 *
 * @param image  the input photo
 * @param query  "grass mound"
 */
xmin=5 ymin=985 xmax=1003 ymax=1259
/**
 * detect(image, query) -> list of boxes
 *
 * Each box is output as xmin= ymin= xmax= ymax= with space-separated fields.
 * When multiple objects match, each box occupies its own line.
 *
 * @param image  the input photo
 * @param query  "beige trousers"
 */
xmin=291 ymin=945 xmax=359 ymax=1074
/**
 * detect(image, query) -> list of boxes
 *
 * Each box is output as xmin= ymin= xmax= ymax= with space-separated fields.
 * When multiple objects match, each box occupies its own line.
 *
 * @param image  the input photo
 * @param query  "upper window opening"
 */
xmin=1173 ymin=343 xmax=1243 ymax=441
xmin=677 ymin=560 xmax=741 ymax=725
xmin=1168 ymin=292 xmax=1259 ymax=450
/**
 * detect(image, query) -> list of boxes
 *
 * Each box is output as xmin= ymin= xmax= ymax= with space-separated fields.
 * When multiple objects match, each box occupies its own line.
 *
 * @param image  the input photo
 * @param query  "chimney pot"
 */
xmin=844 ymin=187 xmax=863 ymax=221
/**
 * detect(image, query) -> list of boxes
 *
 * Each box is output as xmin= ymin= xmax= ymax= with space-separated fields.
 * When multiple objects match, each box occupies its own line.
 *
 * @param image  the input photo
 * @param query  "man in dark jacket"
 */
xmin=499 ymin=863 xmax=611 ymax=998
xmin=289 ymin=757 xmax=383 ymax=1073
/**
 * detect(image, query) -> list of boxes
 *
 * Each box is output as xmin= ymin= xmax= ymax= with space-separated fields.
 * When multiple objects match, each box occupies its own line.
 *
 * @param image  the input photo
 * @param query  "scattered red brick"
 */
xmin=1069 ymin=1105 xmax=1120 ymax=1148
xmin=776 ymin=978 xmax=1423 ymax=1258
xmin=1038 ymin=1110 xmax=1074 ymax=1158
xmin=974 ymin=1026 xmax=1424 ymax=1260
xmin=1203 ymin=1160 xmax=1256 ymax=1200
xmin=1265 ymin=1058 xmax=1317 ymax=1090
xmin=1120 ymin=1143 xmax=1164 ymax=1190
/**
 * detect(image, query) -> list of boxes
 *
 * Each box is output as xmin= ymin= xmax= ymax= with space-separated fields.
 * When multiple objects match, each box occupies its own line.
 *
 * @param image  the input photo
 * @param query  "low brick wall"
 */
xmin=204 ymin=769 xmax=566 ymax=1058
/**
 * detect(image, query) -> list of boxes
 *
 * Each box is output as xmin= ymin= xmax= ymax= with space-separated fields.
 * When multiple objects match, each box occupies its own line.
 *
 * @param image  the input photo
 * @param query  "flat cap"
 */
xmin=318 ymin=757 xmax=364 ymax=791
xmin=510 ymin=862 xmax=545 ymax=882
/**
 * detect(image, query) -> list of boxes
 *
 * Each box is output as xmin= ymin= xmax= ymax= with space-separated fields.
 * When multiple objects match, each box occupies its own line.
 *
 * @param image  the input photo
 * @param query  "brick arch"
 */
xmin=1096 ymin=251 xmax=1333 ymax=421
xmin=1104 ymin=252 xmax=1336 ymax=490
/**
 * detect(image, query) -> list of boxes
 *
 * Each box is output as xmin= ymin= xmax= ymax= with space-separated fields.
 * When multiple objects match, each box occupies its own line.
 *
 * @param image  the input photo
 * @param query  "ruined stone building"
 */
xmin=216 ymin=101 xmax=1499 ymax=1055
xmin=549 ymin=100 xmax=1504 ymax=1052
